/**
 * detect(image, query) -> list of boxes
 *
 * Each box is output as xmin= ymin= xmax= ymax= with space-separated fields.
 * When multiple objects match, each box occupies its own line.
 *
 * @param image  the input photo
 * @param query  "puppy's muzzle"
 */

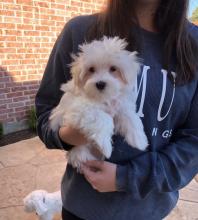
xmin=96 ymin=81 xmax=106 ymax=91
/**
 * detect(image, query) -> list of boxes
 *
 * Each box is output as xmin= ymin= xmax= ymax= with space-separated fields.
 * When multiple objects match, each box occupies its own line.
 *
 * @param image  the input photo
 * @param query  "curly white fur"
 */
xmin=23 ymin=190 xmax=62 ymax=220
xmin=49 ymin=36 xmax=148 ymax=170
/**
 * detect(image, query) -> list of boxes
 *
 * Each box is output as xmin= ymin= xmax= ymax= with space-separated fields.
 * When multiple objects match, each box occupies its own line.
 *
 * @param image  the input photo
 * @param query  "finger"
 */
xmin=92 ymin=184 xmax=98 ymax=191
xmin=83 ymin=160 xmax=104 ymax=170
xmin=81 ymin=165 xmax=96 ymax=182
xmin=81 ymin=165 xmax=102 ymax=191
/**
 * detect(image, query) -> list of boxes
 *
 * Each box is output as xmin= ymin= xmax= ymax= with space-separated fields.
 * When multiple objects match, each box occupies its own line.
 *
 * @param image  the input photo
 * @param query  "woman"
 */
xmin=35 ymin=0 xmax=198 ymax=219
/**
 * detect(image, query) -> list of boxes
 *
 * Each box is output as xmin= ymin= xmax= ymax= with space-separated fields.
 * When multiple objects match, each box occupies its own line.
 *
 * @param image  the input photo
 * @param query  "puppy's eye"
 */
xmin=110 ymin=66 xmax=117 ymax=72
xmin=88 ymin=67 xmax=95 ymax=73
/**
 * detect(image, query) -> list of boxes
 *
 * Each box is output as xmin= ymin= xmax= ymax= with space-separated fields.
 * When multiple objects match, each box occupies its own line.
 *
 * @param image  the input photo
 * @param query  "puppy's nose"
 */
xmin=96 ymin=81 xmax=106 ymax=91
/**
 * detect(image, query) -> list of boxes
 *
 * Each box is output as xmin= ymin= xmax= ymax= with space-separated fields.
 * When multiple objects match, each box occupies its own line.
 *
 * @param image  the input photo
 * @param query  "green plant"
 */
xmin=0 ymin=122 xmax=3 ymax=138
xmin=27 ymin=106 xmax=37 ymax=132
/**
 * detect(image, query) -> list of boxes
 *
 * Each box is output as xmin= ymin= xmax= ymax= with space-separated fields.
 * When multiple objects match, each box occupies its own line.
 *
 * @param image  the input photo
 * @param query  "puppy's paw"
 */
xmin=126 ymin=131 xmax=148 ymax=151
xmin=95 ymin=138 xmax=113 ymax=158
xmin=67 ymin=145 xmax=97 ymax=169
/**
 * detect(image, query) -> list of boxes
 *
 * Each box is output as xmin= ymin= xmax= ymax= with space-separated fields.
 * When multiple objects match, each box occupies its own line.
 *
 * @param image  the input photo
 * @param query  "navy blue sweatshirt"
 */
xmin=35 ymin=14 xmax=198 ymax=220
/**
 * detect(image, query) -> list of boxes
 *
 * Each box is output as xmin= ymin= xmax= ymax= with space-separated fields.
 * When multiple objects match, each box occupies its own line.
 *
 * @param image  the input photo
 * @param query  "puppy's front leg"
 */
xmin=67 ymin=145 xmax=98 ymax=170
xmin=115 ymin=108 xmax=148 ymax=151
xmin=90 ymin=110 xmax=114 ymax=158
xmin=63 ymin=105 xmax=114 ymax=159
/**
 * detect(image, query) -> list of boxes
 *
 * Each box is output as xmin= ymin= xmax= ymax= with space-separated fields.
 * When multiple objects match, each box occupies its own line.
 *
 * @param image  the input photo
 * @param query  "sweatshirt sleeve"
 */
xmin=116 ymin=83 xmax=198 ymax=199
xmin=35 ymin=19 xmax=74 ymax=151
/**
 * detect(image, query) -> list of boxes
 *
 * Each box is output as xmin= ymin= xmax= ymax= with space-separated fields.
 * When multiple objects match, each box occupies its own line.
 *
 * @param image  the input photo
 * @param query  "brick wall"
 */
xmin=0 ymin=0 xmax=105 ymax=134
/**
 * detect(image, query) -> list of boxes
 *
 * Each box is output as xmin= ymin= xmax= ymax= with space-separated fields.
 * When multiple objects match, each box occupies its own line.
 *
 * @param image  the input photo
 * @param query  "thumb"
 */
xmin=81 ymin=164 xmax=97 ymax=183
xmin=83 ymin=160 xmax=104 ymax=170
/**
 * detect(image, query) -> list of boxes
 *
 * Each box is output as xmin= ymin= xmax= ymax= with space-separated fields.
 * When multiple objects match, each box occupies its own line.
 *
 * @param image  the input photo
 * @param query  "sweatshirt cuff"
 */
xmin=116 ymin=164 xmax=128 ymax=192
xmin=53 ymin=128 xmax=74 ymax=151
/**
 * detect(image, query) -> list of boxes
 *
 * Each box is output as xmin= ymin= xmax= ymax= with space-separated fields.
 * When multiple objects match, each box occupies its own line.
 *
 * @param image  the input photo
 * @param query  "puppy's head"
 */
xmin=23 ymin=190 xmax=48 ymax=216
xmin=70 ymin=36 xmax=140 ymax=103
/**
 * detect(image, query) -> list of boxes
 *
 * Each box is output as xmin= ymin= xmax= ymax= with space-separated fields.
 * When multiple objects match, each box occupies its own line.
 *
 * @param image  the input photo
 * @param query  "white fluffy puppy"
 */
xmin=49 ymin=36 xmax=148 ymax=169
xmin=23 ymin=190 xmax=62 ymax=220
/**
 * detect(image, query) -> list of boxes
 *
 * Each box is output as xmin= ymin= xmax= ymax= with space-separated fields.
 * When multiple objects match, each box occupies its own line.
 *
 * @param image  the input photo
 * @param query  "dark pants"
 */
xmin=62 ymin=206 xmax=84 ymax=220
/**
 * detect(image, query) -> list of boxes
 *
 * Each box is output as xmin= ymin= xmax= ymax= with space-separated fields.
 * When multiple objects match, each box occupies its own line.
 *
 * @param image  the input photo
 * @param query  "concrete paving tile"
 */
xmin=36 ymin=161 xmax=66 ymax=192
xmin=0 ymin=206 xmax=35 ymax=220
xmin=0 ymin=162 xmax=4 ymax=169
xmin=180 ymin=188 xmax=198 ymax=203
xmin=0 ymin=206 xmax=61 ymax=220
xmin=29 ymin=148 xmax=66 ymax=166
xmin=0 ymin=137 xmax=44 ymax=167
xmin=166 ymin=200 xmax=198 ymax=220
xmin=165 ymin=205 xmax=186 ymax=220
xmin=0 ymin=164 xmax=37 ymax=208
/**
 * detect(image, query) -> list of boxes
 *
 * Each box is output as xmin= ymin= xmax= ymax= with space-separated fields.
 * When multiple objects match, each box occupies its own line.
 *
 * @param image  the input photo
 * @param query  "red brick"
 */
xmin=15 ymin=106 xmax=27 ymax=112
xmin=34 ymin=2 xmax=49 ymax=8
xmin=20 ymin=59 xmax=35 ymax=64
xmin=24 ymin=31 xmax=39 ymax=36
xmin=35 ymin=26 xmax=50 ymax=31
xmin=3 ymin=4 xmax=21 ymax=10
xmin=0 ymin=88 xmax=11 ymax=94
xmin=0 ymin=0 xmax=15 ymax=3
xmin=11 ymin=86 xmax=27 ymax=92
xmin=2 ymin=60 xmax=19 ymax=65
xmin=5 ymin=82 xmax=17 ymax=88
xmin=16 ymin=0 xmax=32 ymax=5
xmin=1 ymin=108 xmax=14 ymax=114
xmin=17 ymin=48 xmax=33 ymax=53
xmin=6 ymin=92 xmax=23 ymax=98
xmin=27 ymin=84 xmax=39 ymax=90
xmin=0 ymin=114 xmax=8 ymax=121
xmin=17 ymin=24 xmax=33 ymax=30
xmin=0 ymin=104 xmax=7 ymax=110
xmin=6 ymin=42 xmax=23 ymax=48
xmin=13 ymin=96 xmax=29 ymax=102
xmin=0 ymin=23 xmax=15 ymax=29
xmin=7 ymin=54 xmax=24 ymax=59
xmin=4 ymin=30 xmax=22 ymax=35
xmin=8 ymin=102 xmax=24 ymax=108
xmin=0 ymin=10 xmax=14 ymax=16
xmin=0 ymin=48 xmax=16 ymax=53
xmin=0 ymin=83 xmax=5 ymax=89
xmin=0 ymin=77 xmax=11 ymax=83
xmin=16 ymin=115 xmax=28 ymax=121
xmin=8 ymin=111 xmax=25 ymax=118
xmin=0 ymin=36 xmax=16 ymax=41
xmin=0 ymin=94 xmax=5 ymax=99
xmin=0 ymin=99 xmax=12 ymax=105
xmin=22 ymin=5 xmax=37 ymax=12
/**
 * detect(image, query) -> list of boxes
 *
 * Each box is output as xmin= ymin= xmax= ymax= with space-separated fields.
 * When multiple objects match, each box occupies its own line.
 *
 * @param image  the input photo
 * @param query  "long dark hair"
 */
xmin=86 ymin=0 xmax=198 ymax=85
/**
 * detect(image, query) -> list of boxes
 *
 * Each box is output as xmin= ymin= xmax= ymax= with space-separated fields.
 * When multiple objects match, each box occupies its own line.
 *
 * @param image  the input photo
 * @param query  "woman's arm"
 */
xmin=115 ymin=83 xmax=198 ymax=199
xmin=35 ymin=18 xmax=87 ymax=150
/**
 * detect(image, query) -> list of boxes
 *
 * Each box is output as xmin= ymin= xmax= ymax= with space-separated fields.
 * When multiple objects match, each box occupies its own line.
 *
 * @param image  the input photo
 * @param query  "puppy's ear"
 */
xmin=23 ymin=196 xmax=34 ymax=213
xmin=33 ymin=198 xmax=48 ymax=216
xmin=69 ymin=53 xmax=83 ymax=88
xmin=123 ymin=51 xmax=141 ymax=85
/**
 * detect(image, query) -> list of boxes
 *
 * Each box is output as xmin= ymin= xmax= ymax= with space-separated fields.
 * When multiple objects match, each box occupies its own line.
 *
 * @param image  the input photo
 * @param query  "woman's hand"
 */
xmin=81 ymin=160 xmax=117 ymax=192
xmin=59 ymin=126 xmax=88 ymax=146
